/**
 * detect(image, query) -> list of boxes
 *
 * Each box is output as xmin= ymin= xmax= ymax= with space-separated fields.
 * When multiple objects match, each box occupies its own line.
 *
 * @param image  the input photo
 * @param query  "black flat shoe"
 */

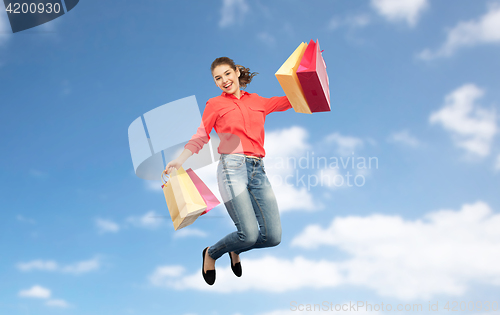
xmin=202 ymin=247 xmax=216 ymax=285
xmin=228 ymin=252 xmax=242 ymax=277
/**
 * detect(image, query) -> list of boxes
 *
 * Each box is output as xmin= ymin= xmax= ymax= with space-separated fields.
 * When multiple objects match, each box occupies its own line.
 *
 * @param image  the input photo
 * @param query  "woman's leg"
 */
xmin=207 ymin=155 xmax=260 ymax=260
xmin=233 ymin=159 xmax=282 ymax=255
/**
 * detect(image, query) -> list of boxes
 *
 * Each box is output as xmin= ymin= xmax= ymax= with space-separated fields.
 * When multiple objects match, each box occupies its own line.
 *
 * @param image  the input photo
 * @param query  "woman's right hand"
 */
xmin=164 ymin=159 xmax=183 ymax=175
xmin=163 ymin=149 xmax=193 ymax=175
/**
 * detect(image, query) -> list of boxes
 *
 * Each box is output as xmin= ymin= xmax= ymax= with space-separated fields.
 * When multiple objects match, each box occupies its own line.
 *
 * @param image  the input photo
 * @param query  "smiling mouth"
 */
xmin=224 ymin=82 xmax=232 ymax=89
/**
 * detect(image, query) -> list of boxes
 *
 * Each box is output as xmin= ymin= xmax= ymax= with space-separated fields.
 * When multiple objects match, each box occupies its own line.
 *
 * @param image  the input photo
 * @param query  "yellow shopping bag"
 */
xmin=161 ymin=167 xmax=207 ymax=230
xmin=275 ymin=42 xmax=312 ymax=114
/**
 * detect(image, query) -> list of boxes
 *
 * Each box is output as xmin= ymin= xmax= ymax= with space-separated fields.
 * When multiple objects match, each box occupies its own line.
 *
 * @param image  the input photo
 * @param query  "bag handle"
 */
xmin=161 ymin=170 xmax=170 ymax=187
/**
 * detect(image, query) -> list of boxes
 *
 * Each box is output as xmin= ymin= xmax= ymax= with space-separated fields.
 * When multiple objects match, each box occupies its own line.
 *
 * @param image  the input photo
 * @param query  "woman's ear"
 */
xmin=236 ymin=67 xmax=241 ymax=77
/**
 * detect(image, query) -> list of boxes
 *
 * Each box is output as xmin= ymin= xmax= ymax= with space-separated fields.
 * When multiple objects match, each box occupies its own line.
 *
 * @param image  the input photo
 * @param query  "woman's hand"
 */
xmin=164 ymin=158 xmax=183 ymax=175
xmin=163 ymin=149 xmax=193 ymax=175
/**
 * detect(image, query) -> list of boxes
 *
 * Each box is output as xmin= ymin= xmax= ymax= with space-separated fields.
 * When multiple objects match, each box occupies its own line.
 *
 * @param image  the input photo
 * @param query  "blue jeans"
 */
xmin=207 ymin=154 xmax=282 ymax=260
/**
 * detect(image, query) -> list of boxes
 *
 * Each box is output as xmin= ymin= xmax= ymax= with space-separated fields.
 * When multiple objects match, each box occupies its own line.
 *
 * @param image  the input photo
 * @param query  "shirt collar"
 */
xmin=222 ymin=90 xmax=251 ymax=99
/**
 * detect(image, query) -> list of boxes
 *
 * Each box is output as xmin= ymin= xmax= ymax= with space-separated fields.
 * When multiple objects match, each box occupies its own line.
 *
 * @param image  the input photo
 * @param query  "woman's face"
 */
xmin=212 ymin=64 xmax=240 ymax=95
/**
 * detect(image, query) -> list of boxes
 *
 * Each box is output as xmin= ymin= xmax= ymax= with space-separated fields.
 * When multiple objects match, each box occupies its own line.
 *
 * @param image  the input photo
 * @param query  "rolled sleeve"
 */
xmin=264 ymin=96 xmax=292 ymax=115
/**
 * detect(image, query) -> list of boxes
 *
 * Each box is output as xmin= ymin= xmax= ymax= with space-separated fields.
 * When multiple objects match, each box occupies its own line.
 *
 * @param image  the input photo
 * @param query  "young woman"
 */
xmin=164 ymin=57 xmax=292 ymax=285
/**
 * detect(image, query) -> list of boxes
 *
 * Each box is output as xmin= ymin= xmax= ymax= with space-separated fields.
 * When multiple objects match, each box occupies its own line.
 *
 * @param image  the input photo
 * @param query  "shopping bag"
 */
xmin=185 ymin=168 xmax=220 ymax=215
xmin=297 ymin=39 xmax=331 ymax=112
xmin=161 ymin=167 xmax=207 ymax=230
xmin=275 ymin=42 xmax=312 ymax=114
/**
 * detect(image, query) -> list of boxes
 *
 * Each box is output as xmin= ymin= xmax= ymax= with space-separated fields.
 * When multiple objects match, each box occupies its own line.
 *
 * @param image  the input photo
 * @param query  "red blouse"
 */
xmin=184 ymin=91 xmax=292 ymax=158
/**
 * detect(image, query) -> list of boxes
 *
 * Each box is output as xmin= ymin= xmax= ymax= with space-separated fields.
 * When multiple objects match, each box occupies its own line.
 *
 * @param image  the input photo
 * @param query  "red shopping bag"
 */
xmin=185 ymin=168 xmax=220 ymax=215
xmin=297 ymin=39 xmax=331 ymax=113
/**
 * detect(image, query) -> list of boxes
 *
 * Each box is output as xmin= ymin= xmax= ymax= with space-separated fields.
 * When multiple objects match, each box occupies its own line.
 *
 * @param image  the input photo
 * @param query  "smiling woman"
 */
xmin=164 ymin=56 xmax=294 ymax=286
xmin=211 ymin=57 xmax=258 ymax=96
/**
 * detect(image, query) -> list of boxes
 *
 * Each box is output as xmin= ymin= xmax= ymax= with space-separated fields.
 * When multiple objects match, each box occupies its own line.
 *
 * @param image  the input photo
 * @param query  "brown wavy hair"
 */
xmin=210 ymin=57 xmax=258 ymax=89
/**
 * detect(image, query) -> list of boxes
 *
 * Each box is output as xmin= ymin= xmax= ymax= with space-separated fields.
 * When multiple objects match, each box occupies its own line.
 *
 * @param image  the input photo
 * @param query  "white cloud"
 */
xmin=265 ymin=127 xmax=318 ymax=212
xmin=324 ymin=132 xmax=364 ymax=156
xmin=313 ymin=156 xmax=374 ymax=191
xmin=149 ymin=265 xmax=186 ymax=286
xmin=429 ymin=84 xmax=497 ymax=157
xmin=292 ymin=201 xmax=500 ymax=300
xmin=419 ymin=4 xmax=500 ymax=59
xmin=315 ymin=168 xmax=343 ymax=189
xmin=495 ymin=154 xmax=500 ymax=171
xmin=328 ymin=14 xmax=371 ymax=31
xmin=46 ymin=299 xmax=71 ymax=308
xmin=151 ymin=203 xmax=500 ymax=298
xmin=61 ymin=257 xmax=100 ymax=275
xmin=371 ymin=0 xmax=428 ymax=27
xmin=148 ymin=255 xmax=343 ymax=293
xmin=146 ymin=180 xmax=163 ymax=191
xmin=18 ymin=285 xmax=51 ymax=299
xmin=126 ymin=210 xmax=163 ymax=229
xmin=219 ymin=0 xmax=249 ymax=28
xmin=264 ymin=127 xmax=372 ymax=207
xmin=271 ymin=184 xmax=318 ymax=212
xmin=17 ymin=260 xmax=58 ymax=272
xmin=173 ymin=227 xmax=208 ymax=238
xmin=17 ymin=257 xmax=100 ymax=275
xmin=257 ymin=32 xmax=276 ymax=46
xmin=265 ymin=126 xmax=311 ymax=158
xmin=387 ymin=129 xmax=421 ymax=147
xmin=18 ymin=286 xmax=71 ymax=309
xmin=346 ymin=14 xmax=371 ymax=28
xmin=96 ymin=218 xmax=120 ymax=233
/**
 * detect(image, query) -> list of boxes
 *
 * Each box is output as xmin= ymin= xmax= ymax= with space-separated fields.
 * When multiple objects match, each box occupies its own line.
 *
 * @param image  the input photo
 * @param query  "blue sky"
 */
xmin=1 ymin=0 xmax=500 ymax=314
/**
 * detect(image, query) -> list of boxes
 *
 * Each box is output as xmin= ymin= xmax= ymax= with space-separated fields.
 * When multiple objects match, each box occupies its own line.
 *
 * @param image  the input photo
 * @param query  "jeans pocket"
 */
xmin=223 ymin=155 xmax=245 ymax=169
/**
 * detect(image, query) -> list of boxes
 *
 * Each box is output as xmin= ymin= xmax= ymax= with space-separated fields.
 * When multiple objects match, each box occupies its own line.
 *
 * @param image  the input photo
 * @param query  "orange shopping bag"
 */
xmin=161 ymin=167 xmax=207 ymax=230
xmin=275 ymin=42 xmax=312 ymax=114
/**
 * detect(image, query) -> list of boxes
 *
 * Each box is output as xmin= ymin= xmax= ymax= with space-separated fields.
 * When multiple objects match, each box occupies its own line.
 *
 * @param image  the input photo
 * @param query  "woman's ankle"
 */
xmin=230 ymin=251 xmax=240 ymax=263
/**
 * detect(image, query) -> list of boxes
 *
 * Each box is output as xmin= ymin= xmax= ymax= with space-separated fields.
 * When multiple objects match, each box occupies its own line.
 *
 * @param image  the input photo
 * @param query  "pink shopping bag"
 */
xmin=185 ymin=168 xmax=220 ymax=215
xmin=296 ymin=39 xmax=331 ymax=113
